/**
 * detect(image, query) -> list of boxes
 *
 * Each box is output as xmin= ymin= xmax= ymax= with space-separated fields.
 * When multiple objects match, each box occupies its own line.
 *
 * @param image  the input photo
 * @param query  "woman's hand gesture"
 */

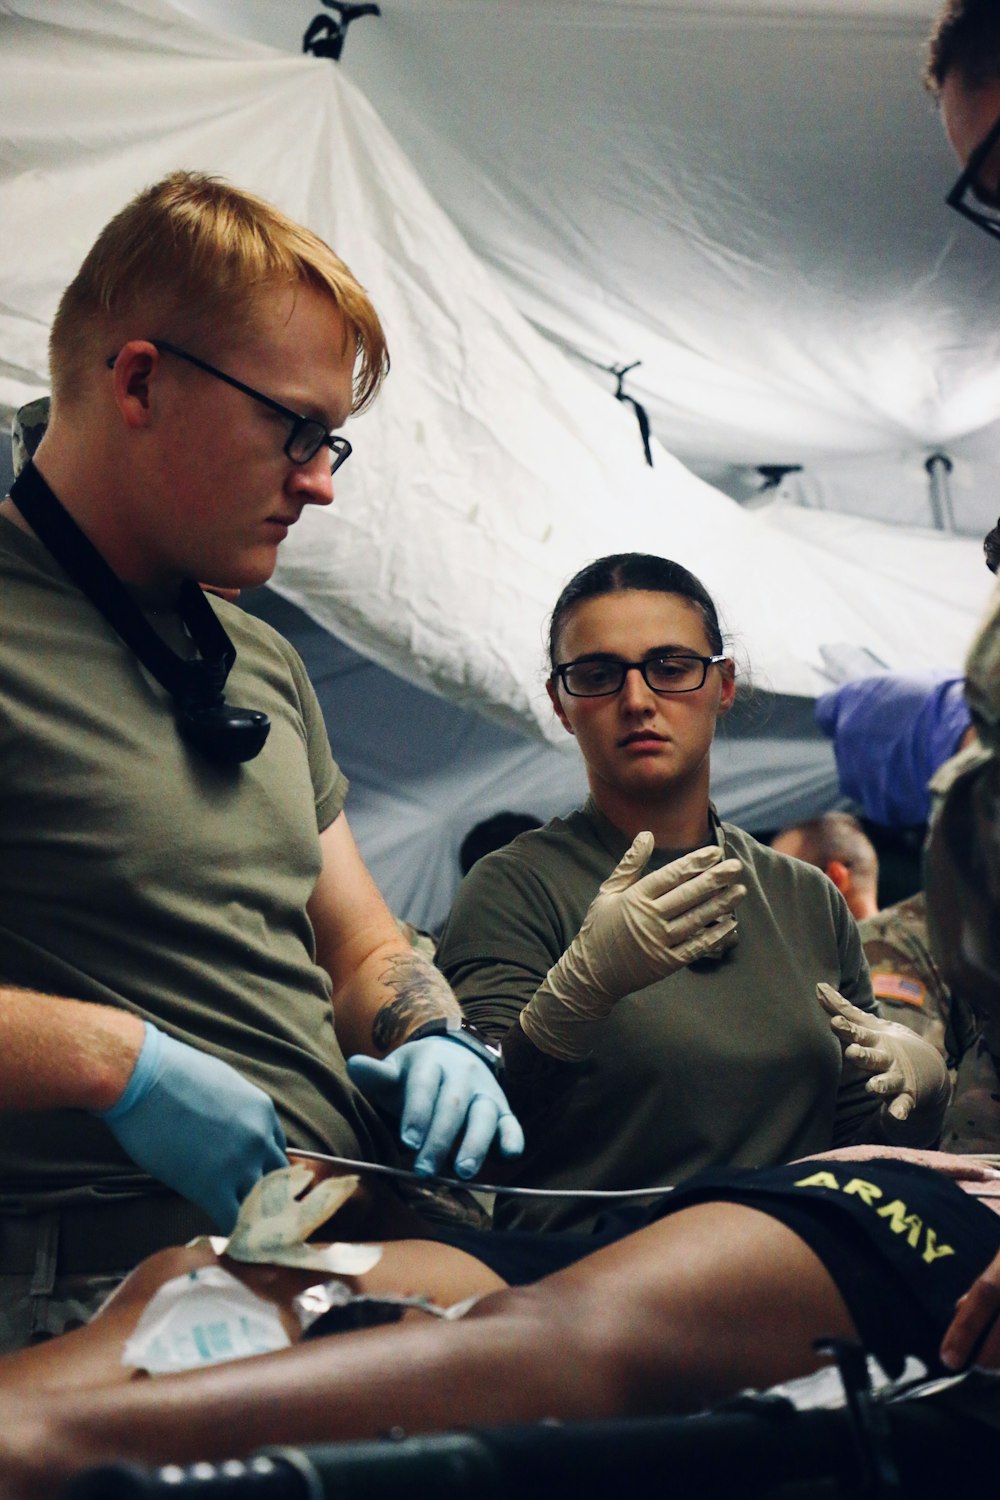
xmin=521 ymin=835 xmax=746 ymax=1060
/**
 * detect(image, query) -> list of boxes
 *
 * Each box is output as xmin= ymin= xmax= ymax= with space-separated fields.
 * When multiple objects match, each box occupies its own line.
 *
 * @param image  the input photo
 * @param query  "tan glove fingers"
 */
xmin=596 ymin=831 xmax=655 ymax=897
xmin=650 ymin=856 xmax=745 ymax=919
xmin=816 ymin=982 xmax=875 ymax=1030
xmin=862 ymin=1065 xmax=918 ymax=1120
xmin=828 ymin=1013 xmax=883 ymax=1051
xmin=633 ymin=843 xmax=723 ymax=899
xmin=671 ymin=912 xmax=740 ymax=965
xmin=656 ymin=881 xmax=747 ymax=945
xmin=820 ymin=980 xmax=949 ymax=1143
xmin=712 ymin=917 xmax=741 ymax=957
xmin=844 ymin=1042 xmax=901 ymax=1081
xmin=840 ymin=1043 xmax=915 ymax=1117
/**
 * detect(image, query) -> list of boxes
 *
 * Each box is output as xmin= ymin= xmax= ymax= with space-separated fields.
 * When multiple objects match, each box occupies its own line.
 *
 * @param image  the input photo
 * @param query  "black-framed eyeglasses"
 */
xmin=553 ymin=653 xmax=727 ymax=698
xmin=106 ymin=340 xmax=352 ymax=472
xmin=946 ymin=112 xmax=1000 ymax=241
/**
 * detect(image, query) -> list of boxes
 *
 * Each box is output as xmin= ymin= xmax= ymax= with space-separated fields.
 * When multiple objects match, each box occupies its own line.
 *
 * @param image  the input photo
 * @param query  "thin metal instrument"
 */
xmin=288 ymin=1149 xmax=675 ymax=1200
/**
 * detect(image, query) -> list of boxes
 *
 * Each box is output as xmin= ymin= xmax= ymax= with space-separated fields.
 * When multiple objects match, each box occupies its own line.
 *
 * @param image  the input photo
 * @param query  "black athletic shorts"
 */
xmin=431 ymin=1160 xmax=1000 ymax=1377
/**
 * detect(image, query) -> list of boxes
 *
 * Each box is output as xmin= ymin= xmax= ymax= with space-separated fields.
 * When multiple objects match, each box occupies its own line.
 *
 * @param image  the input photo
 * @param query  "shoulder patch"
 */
xmin=872 ymin=973 xmax=927 ymax=1008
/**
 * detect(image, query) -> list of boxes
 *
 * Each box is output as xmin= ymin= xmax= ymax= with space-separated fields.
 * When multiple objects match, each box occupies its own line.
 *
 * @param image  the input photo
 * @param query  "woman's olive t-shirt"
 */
xmin=437 ymin=800 xmax=879 ymax=1230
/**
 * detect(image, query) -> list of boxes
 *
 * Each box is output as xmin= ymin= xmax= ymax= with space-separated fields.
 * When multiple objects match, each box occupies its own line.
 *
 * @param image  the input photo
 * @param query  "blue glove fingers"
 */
xmin=364 ymin=1040 xmax=493 ymax=1165
xmin=454 ymin=1098 xmax=525 ymax=1175
xmin=252 ymin=1115 xmax=290 ymax=1184
xmin=411 ymin=1049 xmax=520 ymax=1177
xmin=197 ymin=1076 xmax=289 ymax=1227
xmin=410 ymin=1073 xmax=470 ymax=1173
xmin=452 ymin=1094 xmax=504 ymax=1178
xmin=98 ymin=1026 xmax=289 ymax=1232
xmin=347 ymin=1048 xmax=450 ymax=1156
xmin=495 ymin=1109 xmax=526 ymax=1160
xmin=346 ymin=1052 xmax=405 ymax=1113
xmin=395 ymin=1050 xmax=450 ymax=1154
xmin=348 ymin=1039 xmax=526 ymax=1177
xmin=220 ymin=1122 xmax=289 ymax=1233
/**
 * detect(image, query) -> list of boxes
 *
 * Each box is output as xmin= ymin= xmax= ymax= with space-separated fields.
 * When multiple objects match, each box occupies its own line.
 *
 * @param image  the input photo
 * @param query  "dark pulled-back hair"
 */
xmin=547 ymin=552 xmax=724 ymax=669
xmin=925 ymin=0 xmax=1000 ymax=95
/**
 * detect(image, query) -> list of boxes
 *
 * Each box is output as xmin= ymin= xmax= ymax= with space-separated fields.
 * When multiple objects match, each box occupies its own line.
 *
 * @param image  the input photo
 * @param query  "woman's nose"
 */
xmin=619 ymin=665 xmax=655 ymax=709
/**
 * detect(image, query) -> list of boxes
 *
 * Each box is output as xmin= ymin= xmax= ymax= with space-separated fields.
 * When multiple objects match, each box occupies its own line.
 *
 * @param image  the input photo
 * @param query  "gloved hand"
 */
xmin=94 ymin=1021 xmax=288 ymax=1232
xmin=521 ymin=835 xmax=746 ymax=1060
xmin=817 ymin=982 xmax=951 ymax=1146
xmin=348 ymin=1038 xmax=525 ymax=1178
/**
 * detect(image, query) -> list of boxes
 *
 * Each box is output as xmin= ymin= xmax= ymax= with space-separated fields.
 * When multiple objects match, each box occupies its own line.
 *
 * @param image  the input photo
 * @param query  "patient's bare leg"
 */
xmin=0 ymin=1236 xmax=506 ymax=1395
xmin=4 ymin=1200 xmax=857 ymax=1494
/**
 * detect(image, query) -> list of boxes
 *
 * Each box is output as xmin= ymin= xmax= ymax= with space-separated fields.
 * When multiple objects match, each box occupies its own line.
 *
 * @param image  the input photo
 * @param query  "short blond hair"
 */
xmin=49 ymin=170 xmax=388 ymax=411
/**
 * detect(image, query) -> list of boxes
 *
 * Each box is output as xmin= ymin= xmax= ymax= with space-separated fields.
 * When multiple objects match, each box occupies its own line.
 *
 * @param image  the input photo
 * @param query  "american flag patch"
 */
xmin=872 ymin=974 xmax=926 ymax=1007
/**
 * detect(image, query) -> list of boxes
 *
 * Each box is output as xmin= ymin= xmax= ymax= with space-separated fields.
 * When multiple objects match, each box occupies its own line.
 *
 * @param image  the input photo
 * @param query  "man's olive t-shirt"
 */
xmin=437 ymin=801 xmax=879 ymax=1231
xmin=0 ymin=518 xmax=395 ymax=1206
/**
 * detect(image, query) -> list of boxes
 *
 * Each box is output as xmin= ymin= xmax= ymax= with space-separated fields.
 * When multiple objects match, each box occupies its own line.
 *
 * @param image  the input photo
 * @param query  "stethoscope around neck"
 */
xmin=9 ymin=461 xmax=270 ymax=764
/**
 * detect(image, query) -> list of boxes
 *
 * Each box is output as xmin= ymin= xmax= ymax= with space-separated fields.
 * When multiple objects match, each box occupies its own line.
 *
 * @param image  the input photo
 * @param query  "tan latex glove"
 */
xmin=817 ymin=982 xmax=951 ymax=1146
xmin=520 ymin=835 xmax=747 ymax=1060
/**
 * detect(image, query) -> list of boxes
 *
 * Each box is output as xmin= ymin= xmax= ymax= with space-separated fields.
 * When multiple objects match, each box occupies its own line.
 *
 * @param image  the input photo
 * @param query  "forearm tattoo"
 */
xmin=370 ymin=953 xmax=462 ymax=1052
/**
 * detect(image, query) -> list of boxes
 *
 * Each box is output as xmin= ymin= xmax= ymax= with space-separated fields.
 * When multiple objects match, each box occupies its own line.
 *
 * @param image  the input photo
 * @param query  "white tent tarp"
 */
xmin=178 ymin=0 xmax=1000 ymax=531
xmin=2 ymin=0 xmax=997 ymax=921
xmin=1 ymin=0 xmax=994 ymax=740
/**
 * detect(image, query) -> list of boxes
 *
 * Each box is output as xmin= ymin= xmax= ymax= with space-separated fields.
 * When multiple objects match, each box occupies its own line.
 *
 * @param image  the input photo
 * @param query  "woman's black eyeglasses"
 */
xmin=553 ymin=654 xmax=727 ymax=697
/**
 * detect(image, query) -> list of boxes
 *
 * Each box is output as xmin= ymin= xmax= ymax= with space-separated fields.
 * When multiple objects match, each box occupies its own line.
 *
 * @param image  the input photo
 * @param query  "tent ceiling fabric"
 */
xmin=1 ymin=0 xmax=997 ymax=746
xmin=175 ymin=0 xmax=1000 ymax=527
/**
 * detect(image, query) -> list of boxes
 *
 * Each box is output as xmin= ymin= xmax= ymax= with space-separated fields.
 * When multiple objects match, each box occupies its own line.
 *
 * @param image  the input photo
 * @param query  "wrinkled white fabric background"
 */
xmin=2 ymin=0 xmax=996 ymax=922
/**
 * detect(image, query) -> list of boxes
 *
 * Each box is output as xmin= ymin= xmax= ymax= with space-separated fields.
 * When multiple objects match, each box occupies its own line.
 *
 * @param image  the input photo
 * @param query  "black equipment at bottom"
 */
xmin=60 ymin=1393 xmax=1000 ymax=1500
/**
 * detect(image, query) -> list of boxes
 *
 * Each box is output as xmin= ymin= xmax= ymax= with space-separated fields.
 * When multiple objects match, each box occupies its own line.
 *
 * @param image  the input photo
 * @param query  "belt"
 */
xmin=0 ymin=1195 xmax=215 ymax=1277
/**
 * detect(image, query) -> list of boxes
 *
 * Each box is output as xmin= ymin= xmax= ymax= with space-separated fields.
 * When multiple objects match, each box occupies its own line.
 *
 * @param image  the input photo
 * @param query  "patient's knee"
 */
xmin=465 ymin=1281 xmax=650 ymax=1419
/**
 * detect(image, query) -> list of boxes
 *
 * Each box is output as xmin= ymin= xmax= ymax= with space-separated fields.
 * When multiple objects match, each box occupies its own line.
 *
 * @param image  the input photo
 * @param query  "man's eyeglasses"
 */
xmin=946 ymin=112 xmax=1000 ymax=241
xmin=552 ymin=653 xmax=727 ymax=698
xmin=106 ymin=340 xmax=352 ymax=473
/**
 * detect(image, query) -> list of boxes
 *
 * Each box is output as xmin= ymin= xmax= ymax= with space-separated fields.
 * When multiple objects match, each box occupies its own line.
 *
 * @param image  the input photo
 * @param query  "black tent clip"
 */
xmin=610 ymin=360 xmax=653 ymax=468
xmin=303 ymin=3 xmax=381 ymax=61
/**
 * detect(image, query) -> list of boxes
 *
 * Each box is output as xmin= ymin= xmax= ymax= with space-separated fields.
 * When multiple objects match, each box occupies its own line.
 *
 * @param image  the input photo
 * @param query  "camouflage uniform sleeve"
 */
xmin=859 ymin=891 xmax=1000 ymax=1153
xmin=859 ymin=892 xmax=976 ymax=1069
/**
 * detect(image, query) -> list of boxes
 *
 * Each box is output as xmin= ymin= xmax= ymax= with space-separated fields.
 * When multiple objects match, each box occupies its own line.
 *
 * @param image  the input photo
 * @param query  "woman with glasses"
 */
xmin=436 ymin=553 xmax=929 ymax=1231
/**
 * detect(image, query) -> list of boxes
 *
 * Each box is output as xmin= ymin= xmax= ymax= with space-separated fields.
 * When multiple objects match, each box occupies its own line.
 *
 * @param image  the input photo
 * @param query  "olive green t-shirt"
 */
xmin=0 ymin=518 xmax=396 ymax=1206
xmin=437 ymin=800 xmax=879 ymax=1230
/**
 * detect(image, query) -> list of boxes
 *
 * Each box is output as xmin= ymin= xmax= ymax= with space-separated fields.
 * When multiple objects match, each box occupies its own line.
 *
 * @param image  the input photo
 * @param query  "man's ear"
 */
xmin=108 ymin=341 xmax=159 ymax=430
xmin=717 ymin=658 xmax=737 ymax=716
xmin=825 ymin=859 xmax=851 ymax=896
xmin=545 ymin=676 xmax=574 ymax=736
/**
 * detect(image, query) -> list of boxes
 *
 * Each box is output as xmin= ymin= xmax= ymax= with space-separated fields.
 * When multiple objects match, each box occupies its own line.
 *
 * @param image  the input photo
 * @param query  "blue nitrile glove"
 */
xmin=95 ymin=1021 xmax=288 ymax=1233
xmin=348 ymin=1038 xmax=525 ymax=1178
